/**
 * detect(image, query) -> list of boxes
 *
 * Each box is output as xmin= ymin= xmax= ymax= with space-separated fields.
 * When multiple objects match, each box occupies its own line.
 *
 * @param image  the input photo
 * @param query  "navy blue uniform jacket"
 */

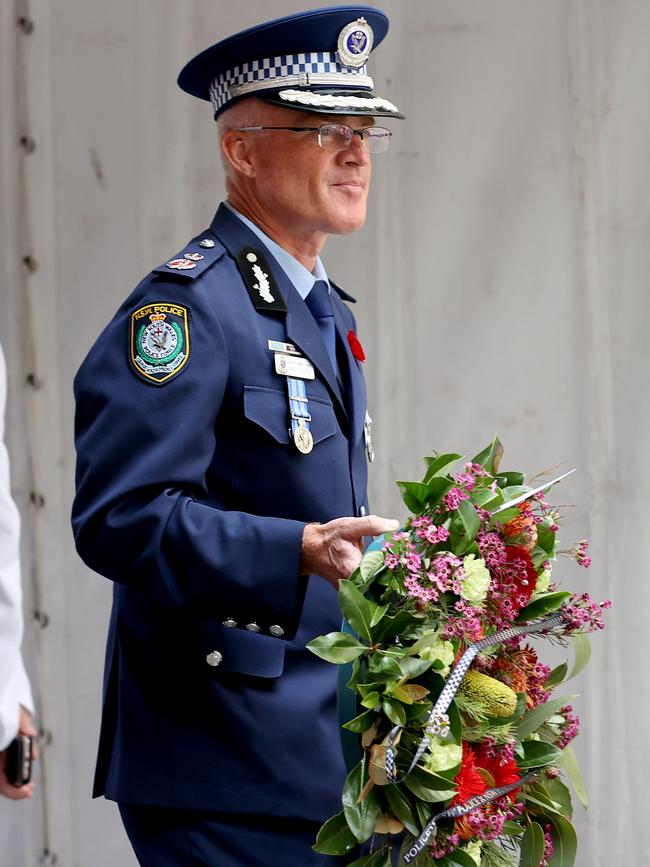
xmin=72 ymin=205 xmax=370 ymax=820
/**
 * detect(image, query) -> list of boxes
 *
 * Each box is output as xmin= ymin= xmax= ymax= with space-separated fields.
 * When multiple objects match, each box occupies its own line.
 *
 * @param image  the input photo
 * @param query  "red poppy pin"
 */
xmin=347 ymin=330 xmax=366 ymax=362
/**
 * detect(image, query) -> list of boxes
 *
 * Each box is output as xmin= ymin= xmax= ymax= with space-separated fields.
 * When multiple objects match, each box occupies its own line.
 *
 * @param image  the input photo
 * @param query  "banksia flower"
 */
xmin=458 ymin=670 xmax=518 ymax=718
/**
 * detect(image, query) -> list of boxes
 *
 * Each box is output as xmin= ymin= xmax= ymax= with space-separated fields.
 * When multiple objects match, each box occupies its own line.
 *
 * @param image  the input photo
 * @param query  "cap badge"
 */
xmin=336 ymin=17 xmax=373 ymax=68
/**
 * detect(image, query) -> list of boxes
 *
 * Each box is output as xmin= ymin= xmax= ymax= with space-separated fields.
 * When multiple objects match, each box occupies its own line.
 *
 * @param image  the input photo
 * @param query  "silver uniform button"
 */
xmin=206 ymin=650 xmax=223 ymax=667
xmin=245 ymin=622 xmax=261 ymax=633
xmin=359 ymin=505 xmax=367 ymax=517
xmin=222 ymin=618 xmax=237 ymax=628
xmin=199 ymin=238 xmax=215 ymax=248
xmin=269 ymin=625 xmax=284 ymax=637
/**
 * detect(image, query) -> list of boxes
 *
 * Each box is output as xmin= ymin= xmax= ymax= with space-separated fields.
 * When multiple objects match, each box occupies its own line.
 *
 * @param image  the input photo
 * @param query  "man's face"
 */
xmin=243 ymin=106 xmax=374 ymax=238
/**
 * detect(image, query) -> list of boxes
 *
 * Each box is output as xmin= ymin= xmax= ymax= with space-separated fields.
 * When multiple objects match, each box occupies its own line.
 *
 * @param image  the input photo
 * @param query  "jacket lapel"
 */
xmin=211 ymin=205 xmax=347 ymax=417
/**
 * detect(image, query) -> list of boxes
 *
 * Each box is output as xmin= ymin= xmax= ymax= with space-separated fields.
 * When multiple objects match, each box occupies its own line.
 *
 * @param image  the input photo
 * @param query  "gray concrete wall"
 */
xmin=0 ymin=1 xmax=645 ymax=863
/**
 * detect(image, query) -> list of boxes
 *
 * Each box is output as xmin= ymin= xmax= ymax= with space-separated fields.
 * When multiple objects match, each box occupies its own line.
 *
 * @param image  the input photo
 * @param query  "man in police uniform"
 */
xmin=72 ymin=7 xmax=402 ymax=866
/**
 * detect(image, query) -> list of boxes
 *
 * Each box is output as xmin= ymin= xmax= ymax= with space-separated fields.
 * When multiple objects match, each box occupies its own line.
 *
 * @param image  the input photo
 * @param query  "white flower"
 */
xmin=465 ymin=839 xmax=483 ymax=865
xmin=461 ymin=554 xmax=491 ymax=604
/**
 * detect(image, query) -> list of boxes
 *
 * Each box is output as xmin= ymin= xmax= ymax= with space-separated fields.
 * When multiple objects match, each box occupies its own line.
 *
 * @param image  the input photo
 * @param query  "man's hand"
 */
xmin=301 ymin=515 xmax=399 ymax=589
xmin=0 ymin=706 xmax=38 ymax=800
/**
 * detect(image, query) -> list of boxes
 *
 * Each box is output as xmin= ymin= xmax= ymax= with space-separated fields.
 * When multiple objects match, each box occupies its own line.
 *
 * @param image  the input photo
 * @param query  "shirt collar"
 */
xmin=224 ymin=201 xmax=329 ymax=301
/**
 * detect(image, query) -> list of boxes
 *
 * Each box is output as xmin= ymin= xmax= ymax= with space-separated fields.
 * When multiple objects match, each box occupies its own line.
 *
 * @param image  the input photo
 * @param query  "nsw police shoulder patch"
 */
xmin=129 ymin=302 xmax=191 ymax=385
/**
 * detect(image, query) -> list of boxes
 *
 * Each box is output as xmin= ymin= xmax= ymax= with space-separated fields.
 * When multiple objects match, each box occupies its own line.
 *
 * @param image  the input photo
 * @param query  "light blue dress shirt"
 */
xmin=224 ymin=202 xmax=330 ymax=300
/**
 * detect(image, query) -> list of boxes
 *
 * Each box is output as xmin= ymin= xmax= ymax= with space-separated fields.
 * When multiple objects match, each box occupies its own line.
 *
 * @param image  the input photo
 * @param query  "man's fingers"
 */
xmin=339 ymin=515 xmax=400 ymax=540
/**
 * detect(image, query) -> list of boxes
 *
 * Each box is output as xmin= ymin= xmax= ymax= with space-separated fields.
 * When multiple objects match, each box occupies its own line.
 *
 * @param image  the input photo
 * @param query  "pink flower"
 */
xmin=444 ymin=487 xmax=470 ymax=511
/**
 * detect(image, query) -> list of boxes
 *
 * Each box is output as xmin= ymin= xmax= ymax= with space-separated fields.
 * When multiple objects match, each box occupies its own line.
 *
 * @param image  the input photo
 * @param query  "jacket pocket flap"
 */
xmin=243 ymin=385 xmax=337 ymax=445
xmin=198 ymin=621 xmax=286 ymax=678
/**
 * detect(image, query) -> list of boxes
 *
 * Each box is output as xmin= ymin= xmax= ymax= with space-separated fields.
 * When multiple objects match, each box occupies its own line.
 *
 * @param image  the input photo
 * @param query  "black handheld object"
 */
xmin=5 ymin=734 xmax=33 ymax=787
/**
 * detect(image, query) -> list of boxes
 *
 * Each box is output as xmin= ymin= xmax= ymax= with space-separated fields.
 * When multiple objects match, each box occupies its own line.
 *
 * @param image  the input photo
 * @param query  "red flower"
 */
xmin=453 ymin=744 xmax=487 ymax=805
xmin=347 ymin=329 xmax=366 ymax=362
xmin=474 ymin=744 xmax=521 ymax=800
xmin=504 ymin=545 xmax=537 ymax=603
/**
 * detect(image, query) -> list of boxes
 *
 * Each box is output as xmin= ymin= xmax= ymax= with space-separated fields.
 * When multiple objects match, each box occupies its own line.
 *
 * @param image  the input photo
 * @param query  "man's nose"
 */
xmin=340 ymin=133 xmax=370 ymax=165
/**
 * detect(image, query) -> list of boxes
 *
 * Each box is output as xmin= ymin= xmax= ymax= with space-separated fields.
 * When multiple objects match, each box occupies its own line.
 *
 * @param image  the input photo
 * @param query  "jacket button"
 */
xmin=222 ymin=618 xmax=237 ymax=628
xmin=359 ymin=506 xmax=367 ymax=517
xmin=206 ymin=650 xmax=223 ymax=667
xmin=269 ymin=625 xmax=284 ymax=637
xmin=245 ymin=622 xmax=261 ymax=633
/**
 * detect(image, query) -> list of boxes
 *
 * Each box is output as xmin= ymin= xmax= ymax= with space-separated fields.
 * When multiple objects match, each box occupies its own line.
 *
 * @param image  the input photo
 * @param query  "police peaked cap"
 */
xmin=178 ymin=5 xmax=403 ymax=120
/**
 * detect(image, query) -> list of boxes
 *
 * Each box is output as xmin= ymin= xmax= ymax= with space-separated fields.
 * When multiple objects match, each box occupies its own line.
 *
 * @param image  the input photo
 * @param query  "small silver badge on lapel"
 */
xmin=364 ymin=410 xmax=375 ymax=463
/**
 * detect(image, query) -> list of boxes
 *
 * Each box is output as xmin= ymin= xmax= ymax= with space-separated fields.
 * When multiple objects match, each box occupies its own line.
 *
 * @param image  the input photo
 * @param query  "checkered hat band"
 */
xmin=209 ymin=52 xmax=370 ymax=114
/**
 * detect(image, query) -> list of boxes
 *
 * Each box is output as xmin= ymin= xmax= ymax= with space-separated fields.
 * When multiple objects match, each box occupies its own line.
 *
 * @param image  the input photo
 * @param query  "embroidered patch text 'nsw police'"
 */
xmin=129 ymin=302 xmax=190 ymax=385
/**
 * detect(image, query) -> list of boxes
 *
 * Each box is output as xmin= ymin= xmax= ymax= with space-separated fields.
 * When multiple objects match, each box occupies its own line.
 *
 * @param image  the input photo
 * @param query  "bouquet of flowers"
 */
xmin=308 ymin=437 xmax=609 ymax=867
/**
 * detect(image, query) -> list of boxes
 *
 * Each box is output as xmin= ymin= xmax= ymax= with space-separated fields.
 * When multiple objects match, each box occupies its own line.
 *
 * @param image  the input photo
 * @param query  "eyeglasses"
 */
xmin=234 ymin=124 xmax=392 ymax=154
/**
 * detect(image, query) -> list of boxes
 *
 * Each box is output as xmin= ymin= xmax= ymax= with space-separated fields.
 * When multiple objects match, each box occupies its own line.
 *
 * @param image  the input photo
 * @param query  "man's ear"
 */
xmin=221 ymin=131 xmax=256 ymax=179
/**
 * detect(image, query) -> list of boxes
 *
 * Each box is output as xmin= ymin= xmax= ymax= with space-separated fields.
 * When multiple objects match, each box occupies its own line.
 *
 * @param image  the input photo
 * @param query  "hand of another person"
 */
xmin=0 ymin=706 xmax=38 ymax=800
xmin=301 ymin=515 xmax=399 ymax=589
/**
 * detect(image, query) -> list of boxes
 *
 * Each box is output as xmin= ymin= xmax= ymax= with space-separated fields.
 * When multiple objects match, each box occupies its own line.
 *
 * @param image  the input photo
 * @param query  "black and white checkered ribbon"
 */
xmin=402 ymin=771 xmax=538 ymax=864
xmin=385 ymin=612 xmax=565 ymax=785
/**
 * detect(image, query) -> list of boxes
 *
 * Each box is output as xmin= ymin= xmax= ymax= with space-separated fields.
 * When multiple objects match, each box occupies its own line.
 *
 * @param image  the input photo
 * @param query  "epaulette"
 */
xmin=330 ymin=281 xmax=357 ymax=303
xmin=152 ymin=233 xmax=226 ymax=280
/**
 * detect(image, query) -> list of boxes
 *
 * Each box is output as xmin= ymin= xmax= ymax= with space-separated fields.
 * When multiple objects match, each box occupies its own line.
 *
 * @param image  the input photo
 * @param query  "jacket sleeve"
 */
xmin=71 ymin=288 xmax=307 ymax=636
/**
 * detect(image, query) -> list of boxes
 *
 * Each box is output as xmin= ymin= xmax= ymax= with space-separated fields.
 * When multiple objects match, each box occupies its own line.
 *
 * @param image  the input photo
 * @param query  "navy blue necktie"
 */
xmin=305 ymin=280 xmax=337 ymax=371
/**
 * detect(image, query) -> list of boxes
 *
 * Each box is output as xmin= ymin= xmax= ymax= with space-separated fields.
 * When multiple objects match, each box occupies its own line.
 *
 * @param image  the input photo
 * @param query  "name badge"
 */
xmin=268 ymin=339 xmax=300 ymax=355
xmin=275 ymin=352 xmax=315 ymax=380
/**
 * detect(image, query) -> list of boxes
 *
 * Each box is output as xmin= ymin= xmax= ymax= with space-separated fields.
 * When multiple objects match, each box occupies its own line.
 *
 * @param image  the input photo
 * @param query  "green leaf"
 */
xmin=517 ymin=695 xmax=577 ymax=739
xmin=542 ymin=777 xmax=574 ymax=818
xmin=447 ymin=850 xmax=480 ymax=867
xmin=383 ymin=784 xmax=420 ymax=835
xmin=545 ymin=812 xmax=578 ymax=867
xmin=519 ymin=740 xmax=563 ymax=770
xmin=347 ymin=849 xmax=392 ymax=867
xmin=489 ymin=506 xmax=520 ymax=524
xmin=307 ymin=631 xmax=367 ymax=663
xmin=366 ymin=655 xmax=403 ymax=683
xmin=339 ymin=580 xmax=378 ymax=643
xmin=403 ymin=766 xmax=456 ymax=803
xmin=545 ymin=663 xmax=568 ymax=689
xmin=559 ymin=745 xmax=588 ymax=809
xmin=407 ymin=630 xmax=442 ymax=656
xmin=342 ymin=759 xmax=382 ymax=844
xmin=398 ymin=656 xmax=433 ymax=679
xmin=423 ymin=453 xmax=463 ymax=484
xmin=516 ymin=591 xmax=572 ymax=623
xmin=536 ymin=523 xmax=557 ymax=556
xmin=391 ymin=684 xmax=430 ymax=705
xmin=371 ymin=604 xmax=390 ymax=627
xmin=497 ymin=470 xmax=525 ymax=487
xmin=372 ymin=610 xmax=426 ymax=643
xmin=568 ymin=634 xmax=591 ymax=680
xmin=519 ymin=821 xmax=545 ymax=867
xmin=360 ymin=549 xmax=387 ymax=586
xmin=457 ymin=499 xmax=480 ymax=541
xmin=313 ymin=811 xmax=357 ymax=855
xmin=342 ymin=709 xmax=376 ymax=733
xmin=397 ymin=481 xmax=430 ymax=514
xmin=361 ymin=691 xmax=382 ymax=710
xmin=382 ymin=697 xmax=407 ymax=726
xmin=471 ymin=435 xmax=503 ymax=473
xmin=426 ymin=477 xmax=454 ymax=506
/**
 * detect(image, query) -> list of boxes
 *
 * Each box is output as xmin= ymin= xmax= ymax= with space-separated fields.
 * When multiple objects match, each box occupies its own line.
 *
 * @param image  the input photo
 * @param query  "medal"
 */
xmin=293 ymin=426 xmax=313 ymax=454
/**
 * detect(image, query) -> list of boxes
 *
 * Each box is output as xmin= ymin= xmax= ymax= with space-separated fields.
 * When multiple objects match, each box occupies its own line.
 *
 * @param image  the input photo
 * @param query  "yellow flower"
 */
xmin=461 ymin=554 xmax=491 ymax=604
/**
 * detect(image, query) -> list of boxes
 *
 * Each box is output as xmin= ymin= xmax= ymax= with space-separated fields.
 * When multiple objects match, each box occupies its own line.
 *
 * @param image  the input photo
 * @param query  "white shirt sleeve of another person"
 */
xmin=0 ymin=343 xmax=34 ymax=750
